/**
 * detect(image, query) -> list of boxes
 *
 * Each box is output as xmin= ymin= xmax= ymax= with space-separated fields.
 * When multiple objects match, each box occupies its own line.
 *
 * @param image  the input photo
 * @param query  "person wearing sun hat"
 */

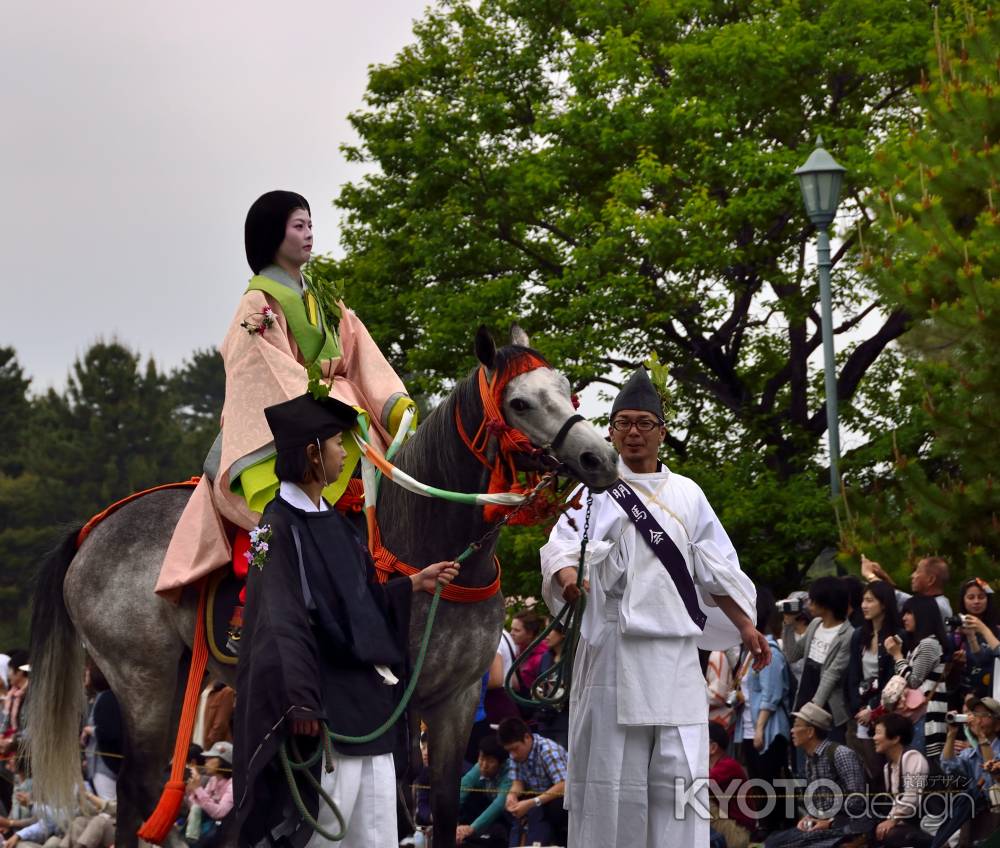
xmin=233 ymin=393 xmax=459 ymax=848
xmin=185 ymin=740 xmax=235 ymax=846
xmin=156 ymin=190 xmax=418 ymax=602
xmin=763 ymin=703 xmax=869 ymax=847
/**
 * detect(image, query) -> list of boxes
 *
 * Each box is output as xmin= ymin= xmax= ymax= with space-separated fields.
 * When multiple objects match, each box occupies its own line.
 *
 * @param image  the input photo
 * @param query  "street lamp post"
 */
xmin=795 ymin=136 xmax=846 ymax=498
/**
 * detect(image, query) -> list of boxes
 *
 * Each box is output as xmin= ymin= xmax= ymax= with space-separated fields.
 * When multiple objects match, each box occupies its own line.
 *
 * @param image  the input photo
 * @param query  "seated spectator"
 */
xmin=738 ymin=596 xmax=791 ymax=837
xmin=508 ymin=611 xmax=547 ymax=705
xmin=927 ymin=696 xmax=1000 ymax=848
xmin=708 ymin=720 xmax=753 ymax=848
xmin=497 ymin=717 xmax=567 ymax=847
xmin=483 ymin=631 xmax=520 ymax=726
xmin=534 ymin=623 xmax=569 ymax=749
xmin=81 ymin=662 xmax=121 ymax=801
xmin=455 ymin=735 xmax=512 ymax=845
xmin=884 ymin=596 xmax=949 ymax=760
xmin=403 ymin=733 xmax=432 ymax=847
xmin=954 ymin=578 xmax=1000 ymax=699
xmin=3 ymin=805 xmax=59 ymax=848
xmin=2 ymin=754 xmax=33 ymax=831
xmin=782 ymin=576 xmax=853 ymax=742
xmin=64 ymin=789 xmax=116 ymax=848
xmin=0 ymin=655 xmax=29 ymax=757
xmin=871 ymin=713 xmax=930 ymax=847
xmin=764 ymin=703 xmax=870 ymax=848
xmin=862 ymin=555 xmax=953 ymax=623
xmin=183 ymin=741 xmax=233 ymax=848
xmin=846 ymin=580 xmax=902 ymax=788
xmin=202 ymin=681 xmax=235 ymax=750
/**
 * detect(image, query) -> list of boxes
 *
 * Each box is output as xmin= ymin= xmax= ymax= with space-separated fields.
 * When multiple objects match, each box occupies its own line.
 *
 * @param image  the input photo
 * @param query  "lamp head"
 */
xmin=795 ymin=136 xmax=846 ymax=228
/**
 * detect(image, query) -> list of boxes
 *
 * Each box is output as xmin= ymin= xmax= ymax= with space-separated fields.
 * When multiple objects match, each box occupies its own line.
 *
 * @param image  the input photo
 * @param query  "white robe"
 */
xmin=540 ymin=459 xmax=756 ymax=847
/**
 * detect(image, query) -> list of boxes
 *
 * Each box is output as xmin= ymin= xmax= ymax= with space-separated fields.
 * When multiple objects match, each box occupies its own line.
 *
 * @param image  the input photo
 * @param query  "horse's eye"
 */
xmin=509 ymin=398 xmax=530 ymax=413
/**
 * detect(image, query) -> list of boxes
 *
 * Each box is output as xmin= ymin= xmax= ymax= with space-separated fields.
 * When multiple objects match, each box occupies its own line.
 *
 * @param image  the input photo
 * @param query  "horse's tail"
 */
xmin=27 ymin=527 xmax=87 ymax=816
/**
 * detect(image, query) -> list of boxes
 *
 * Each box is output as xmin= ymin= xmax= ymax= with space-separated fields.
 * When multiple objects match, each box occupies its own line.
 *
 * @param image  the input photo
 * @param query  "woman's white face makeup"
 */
xmin=276 ymin=208 xmax=313 ymax=270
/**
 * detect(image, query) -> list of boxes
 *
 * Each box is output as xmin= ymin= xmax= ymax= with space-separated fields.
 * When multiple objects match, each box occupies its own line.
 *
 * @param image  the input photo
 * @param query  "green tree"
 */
xmin=0 ymin=348 xmax=42 ymax=646
xmin=169 ymin=347 xmax=226 ymax=473
xmin=842 ymin=12 xmax=1000 ymax=585
xmin=0 ymin=347 xmax=32 ymax=476
xmin=330 ymin=0 xmax=984 ymax=589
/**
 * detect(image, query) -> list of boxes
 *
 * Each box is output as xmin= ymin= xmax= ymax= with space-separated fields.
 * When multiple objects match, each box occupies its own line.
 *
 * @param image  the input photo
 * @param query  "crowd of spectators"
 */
xmin=8 ymin=557 xmax=1000 ymax=848
xmin=707 ymin=556 xmax=1000 ymax=848
xmin=0 ymin=662 xmax=235 ymax=848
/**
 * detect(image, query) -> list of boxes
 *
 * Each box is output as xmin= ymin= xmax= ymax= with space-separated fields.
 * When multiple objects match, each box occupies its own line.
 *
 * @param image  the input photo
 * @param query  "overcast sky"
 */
xmin=2 ymin=0 xmax=430 ymax=392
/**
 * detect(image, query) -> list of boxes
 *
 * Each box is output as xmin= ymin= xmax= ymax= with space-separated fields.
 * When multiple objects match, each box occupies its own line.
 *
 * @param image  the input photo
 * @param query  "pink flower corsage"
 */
xmin=241 ymin=305 xmax=276 ymax=336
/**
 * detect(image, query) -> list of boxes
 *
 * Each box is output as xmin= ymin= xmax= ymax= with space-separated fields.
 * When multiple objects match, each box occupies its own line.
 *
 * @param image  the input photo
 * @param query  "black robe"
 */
xmin=233 ymin=494 xmax=412 ymax=848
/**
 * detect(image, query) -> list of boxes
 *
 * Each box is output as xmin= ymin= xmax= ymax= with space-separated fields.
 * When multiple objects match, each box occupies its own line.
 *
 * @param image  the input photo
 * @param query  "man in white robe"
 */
xmin=540 ymin=368 xmax=771 ymax=847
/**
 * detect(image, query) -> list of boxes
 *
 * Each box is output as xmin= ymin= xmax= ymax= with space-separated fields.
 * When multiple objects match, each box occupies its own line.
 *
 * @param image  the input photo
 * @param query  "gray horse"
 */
xmin=28 ymin=327 xmax=618 ymax=848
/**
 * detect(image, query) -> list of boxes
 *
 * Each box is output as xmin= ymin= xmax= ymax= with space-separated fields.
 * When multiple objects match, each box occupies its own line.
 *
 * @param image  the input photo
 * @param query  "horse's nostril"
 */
xmin=580 ymin=451 xmax=600 ymax=470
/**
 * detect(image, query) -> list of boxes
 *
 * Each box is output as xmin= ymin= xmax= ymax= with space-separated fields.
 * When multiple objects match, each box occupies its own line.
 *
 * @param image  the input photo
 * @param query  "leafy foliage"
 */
xmin=842 ymin=11 xmax=1000 ymax=585
xmin=0 ymin=342 xmax=224 ymax=648
xmin=328 ymin=0 xmax=986 ymax=590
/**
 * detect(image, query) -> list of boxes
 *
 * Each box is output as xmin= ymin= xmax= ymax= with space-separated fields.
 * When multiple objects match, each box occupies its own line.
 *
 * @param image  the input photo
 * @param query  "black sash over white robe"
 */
xmin=540 ymin=459 xmax=756 ymax=847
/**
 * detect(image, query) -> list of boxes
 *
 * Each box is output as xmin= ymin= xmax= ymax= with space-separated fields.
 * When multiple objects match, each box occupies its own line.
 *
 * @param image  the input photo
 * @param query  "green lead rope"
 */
xmin=280 ymin=577 xmax=449 ymax=842
xmin=279 ymin=474 xmax=565 ymax=841
xmin=505 ymin=493 xmax=592 ymax=710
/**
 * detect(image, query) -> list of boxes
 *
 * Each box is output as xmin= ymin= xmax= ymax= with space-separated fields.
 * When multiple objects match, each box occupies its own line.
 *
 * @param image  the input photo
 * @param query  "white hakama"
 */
xmin=541 ymin=459 xmax=756 ymax=848
xmin=305 ymin=752 xmax=397 ymax=848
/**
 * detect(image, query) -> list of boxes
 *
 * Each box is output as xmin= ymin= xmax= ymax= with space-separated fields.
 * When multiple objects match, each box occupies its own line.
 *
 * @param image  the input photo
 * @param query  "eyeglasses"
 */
xmin=610 ymin=419 xmax=662 ymax=432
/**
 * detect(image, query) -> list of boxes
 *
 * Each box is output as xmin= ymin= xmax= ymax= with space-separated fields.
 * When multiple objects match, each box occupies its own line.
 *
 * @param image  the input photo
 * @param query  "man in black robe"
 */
xmin=232 ymin=393 xmax=458 ymax=848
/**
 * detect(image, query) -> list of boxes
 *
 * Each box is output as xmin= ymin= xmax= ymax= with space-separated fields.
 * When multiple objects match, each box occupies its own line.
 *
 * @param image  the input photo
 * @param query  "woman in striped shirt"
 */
xmin=885 ymin=595 xmax=950 ymax=761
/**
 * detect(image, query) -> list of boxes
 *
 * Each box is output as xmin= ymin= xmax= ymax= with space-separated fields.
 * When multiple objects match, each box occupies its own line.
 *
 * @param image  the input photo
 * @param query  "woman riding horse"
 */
xmin=157 ymin=190 xmax=415 ymax=598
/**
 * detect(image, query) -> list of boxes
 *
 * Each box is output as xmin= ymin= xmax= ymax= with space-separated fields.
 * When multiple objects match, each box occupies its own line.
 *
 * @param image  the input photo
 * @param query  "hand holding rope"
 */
xmin=280 ymin=471 xmax=563 ymax=841
xmin=505 ymin=492 xmax=592 ymax=710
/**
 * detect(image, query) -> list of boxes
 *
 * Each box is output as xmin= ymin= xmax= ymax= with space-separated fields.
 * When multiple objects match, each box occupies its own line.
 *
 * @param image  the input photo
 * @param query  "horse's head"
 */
xmin=475 ymin=326 xmax=619 ymax=492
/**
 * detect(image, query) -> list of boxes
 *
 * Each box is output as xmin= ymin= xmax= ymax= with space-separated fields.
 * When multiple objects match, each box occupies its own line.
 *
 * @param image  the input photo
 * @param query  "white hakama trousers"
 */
xmin=567 ymin=607 xmax=710 ymax=847
xmin=305 ymin=752 xmax=397 ymax=848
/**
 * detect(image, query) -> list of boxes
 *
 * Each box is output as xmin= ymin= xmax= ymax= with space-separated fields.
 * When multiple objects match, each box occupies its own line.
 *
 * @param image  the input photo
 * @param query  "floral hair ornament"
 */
xmin=974 ymin=577 xmax=993 ymax=594
xmin=245 ymin=524 xmax=272 ymax=570
xmin=241 ymin=305 xmax=276 ymax=336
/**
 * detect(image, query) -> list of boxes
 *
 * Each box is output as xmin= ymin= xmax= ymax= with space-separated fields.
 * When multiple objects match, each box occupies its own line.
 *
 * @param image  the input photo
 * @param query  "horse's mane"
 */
xmin=403 ymin=345 xmax=549 ymax=483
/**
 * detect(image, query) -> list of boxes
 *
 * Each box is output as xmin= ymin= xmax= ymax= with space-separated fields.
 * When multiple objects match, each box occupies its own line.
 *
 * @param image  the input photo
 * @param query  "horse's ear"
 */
xmin=510 ymin=323 xmax=530 ymax=348
xmin=475 ymin=325 xmax=496 ymax=369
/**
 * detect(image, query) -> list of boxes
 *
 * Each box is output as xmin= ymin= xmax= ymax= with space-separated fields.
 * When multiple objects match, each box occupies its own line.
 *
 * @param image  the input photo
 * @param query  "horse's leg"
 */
xmin=104 ymin=645 xmax=188 ymax=848
xmin=63 ymin=491 xmax=196 ymax=848
xmin=423 ymin=681 xmax=482 ymax=848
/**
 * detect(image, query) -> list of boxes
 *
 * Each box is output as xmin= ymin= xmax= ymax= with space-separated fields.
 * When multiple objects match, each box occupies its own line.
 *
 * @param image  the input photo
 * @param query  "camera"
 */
xmin=858 ymin=678 xmax=879 ymax=699
xmin=779 ymin=598 xmax=803 ymax=615
xmin=945 ymin=711 xmax=969 ymax=725
xmin=944 ymin=615 xmax=964 ymax=630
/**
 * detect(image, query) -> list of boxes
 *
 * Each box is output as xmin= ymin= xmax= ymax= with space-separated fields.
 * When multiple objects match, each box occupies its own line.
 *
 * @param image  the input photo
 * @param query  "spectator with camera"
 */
xmin=927 ymin=697 xmax=1000 ymax=847
xmin=884 ymin=595 xmax=950 ymax=761
xmin=846 ymin=580 xmax=902 ymax=788
xmin=871 ymin=713 xmax=930 ymax=847
xmin=952 ymin=578 xmax=1000 ymax=701
xmin=782 ymin=577 xmax=854 ymax=742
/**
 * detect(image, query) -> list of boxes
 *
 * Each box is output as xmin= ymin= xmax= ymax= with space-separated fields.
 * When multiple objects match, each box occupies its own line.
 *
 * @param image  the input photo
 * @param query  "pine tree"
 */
xmin=844 ymin=11 xmax=1000 ymax=584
